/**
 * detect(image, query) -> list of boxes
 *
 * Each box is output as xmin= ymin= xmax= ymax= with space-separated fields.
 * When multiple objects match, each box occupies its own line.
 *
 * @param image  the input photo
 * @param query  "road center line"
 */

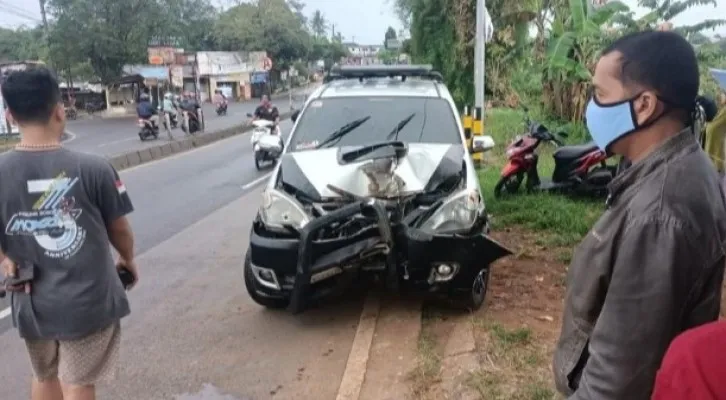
xmin=242 ymin=173 xmax=272 ymax=190
xmin=0 ymin=306 xmax=11 ymax=320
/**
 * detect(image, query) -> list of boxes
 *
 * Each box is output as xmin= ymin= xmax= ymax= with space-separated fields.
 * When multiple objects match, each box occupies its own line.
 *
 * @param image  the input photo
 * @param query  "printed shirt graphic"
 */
xmin=6 ymin=172 xmax=87 ymax=259
xmin=0 ymin=148 xmax=134 ymax=340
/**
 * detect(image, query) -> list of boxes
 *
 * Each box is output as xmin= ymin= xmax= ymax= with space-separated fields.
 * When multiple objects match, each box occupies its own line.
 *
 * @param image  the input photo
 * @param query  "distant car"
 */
xmin=244 ymin=64 xmax=511 ymax=313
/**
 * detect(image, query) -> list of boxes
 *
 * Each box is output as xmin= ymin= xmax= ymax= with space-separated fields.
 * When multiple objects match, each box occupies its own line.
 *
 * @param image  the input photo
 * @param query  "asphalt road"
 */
xmin=63 ymin=87 xmax=314 ymax=158
xmin=0 ymin=120 xmax=363 ymax=399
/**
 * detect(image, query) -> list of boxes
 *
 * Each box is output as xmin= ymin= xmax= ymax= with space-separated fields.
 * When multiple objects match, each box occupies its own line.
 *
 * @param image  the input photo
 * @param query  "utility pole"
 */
xmin=472 ymin=0 xmax=487 ymax=166
xmin=39 ymin=0 xmax=51 ymax=64
xmin=474 ymin=0 xmax=486 ymax=116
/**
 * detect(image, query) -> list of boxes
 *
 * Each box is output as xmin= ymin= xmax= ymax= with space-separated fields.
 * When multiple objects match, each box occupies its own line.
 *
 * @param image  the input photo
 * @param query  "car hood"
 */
xmin=278 ymin=143 xmax=465 ymax=200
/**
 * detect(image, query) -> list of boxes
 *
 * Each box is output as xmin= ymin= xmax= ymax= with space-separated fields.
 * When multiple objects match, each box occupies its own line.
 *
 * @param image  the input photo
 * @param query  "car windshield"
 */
xmin=289 ymin=97 xmax=461 ymax=151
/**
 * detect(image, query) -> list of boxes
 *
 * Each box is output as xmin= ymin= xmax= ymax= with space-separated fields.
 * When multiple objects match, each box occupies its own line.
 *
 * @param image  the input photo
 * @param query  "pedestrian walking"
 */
xmin=552 ymin=30 xmax=726 ymax=399
xmin=0 ymin=67 xmax=138 ymax=400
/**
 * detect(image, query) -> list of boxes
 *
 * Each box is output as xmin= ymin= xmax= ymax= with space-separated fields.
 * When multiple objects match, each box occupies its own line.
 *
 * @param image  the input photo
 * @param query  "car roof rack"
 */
xmin=325 ymin=65 xmax=443 ymax=83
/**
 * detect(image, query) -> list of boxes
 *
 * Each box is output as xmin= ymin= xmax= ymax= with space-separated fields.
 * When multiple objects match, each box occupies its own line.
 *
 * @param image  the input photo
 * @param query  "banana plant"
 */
xmin=543 ymin=0 xmax=628 ymax=121
xmin=545 ymin=0 xmax=628 ymax=81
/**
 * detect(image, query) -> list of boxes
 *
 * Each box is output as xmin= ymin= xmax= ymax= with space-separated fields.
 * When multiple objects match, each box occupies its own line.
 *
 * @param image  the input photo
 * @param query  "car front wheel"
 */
xmin=450 ymin=267 xmax=491 ymax=311
xmin=243 ymin=250 xmax=289 ymax=309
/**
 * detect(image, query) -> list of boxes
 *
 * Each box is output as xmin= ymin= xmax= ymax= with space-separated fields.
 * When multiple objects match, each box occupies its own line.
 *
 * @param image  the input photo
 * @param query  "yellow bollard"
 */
xmin=462 ymin=105 xmax=473 ymax=151
xmin=472 ymin=106 xmax=483 ymax=165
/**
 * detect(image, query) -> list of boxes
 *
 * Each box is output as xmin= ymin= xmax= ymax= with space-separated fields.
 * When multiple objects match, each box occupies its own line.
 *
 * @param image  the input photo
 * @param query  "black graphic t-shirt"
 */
xmin=0 ymin=148 xmax=134 ymax=340
xmin=254 ymin=105 xmax=279 ymax=122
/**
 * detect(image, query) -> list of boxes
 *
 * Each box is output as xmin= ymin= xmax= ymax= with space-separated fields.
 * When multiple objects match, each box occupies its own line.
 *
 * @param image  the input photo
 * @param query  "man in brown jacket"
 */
xmin=553 ymin=31 xmax=726 ymax=399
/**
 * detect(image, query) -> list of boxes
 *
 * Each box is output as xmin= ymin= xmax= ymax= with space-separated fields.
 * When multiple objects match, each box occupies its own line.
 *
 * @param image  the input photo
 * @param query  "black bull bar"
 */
xmin=287 ymin=200 xmax=512 ymax=313
xmin=289 ymin=200 xmax=394 ymax=313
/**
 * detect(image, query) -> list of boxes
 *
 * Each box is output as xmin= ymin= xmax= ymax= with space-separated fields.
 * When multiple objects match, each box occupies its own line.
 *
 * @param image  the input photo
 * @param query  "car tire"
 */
xmin=243 ymin=250 xmax=289 ymax=309
xmin=450 ymin=267 xmax=491 ymax=311
xmin=254 ymin=152 xmax=262 ymax=170
xmin=493 ymin=172 xmax=524 ymax=198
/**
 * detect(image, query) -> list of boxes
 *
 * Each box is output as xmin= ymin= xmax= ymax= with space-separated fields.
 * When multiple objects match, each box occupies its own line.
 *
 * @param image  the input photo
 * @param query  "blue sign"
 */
xmin=251 ymin=71 xmax=268 ymax=84
xmin=711 ymin=68 xmax=726 ymax=91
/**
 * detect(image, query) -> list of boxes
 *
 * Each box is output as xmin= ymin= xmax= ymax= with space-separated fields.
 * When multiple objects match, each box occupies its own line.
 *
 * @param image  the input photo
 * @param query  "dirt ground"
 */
xmin=410 ymin=227 xmax=726 ymax=400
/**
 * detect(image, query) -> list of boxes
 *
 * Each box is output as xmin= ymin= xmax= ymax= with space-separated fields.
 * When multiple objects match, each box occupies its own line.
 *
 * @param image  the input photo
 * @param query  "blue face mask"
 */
xmin=585 ymin=95 xmax=641 ymax=152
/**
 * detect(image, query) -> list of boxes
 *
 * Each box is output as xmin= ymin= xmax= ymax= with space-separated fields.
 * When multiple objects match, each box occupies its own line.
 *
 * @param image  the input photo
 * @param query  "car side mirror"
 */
xmin=291 ymin=109 xmax=300 ymax=123
xmin=471 ymin=135 xmax=495 ymax=153
xmin=246 ymin=113 xmax=253 ymax=118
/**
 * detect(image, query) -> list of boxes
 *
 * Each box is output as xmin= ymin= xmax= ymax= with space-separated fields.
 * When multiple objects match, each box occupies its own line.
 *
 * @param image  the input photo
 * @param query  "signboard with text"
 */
xmin=148 ymin=47 xmax=182 ymax=65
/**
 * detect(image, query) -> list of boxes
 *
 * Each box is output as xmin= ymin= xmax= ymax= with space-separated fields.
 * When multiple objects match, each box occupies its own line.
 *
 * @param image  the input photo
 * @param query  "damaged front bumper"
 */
xmin=248 ymin=200 xmax=512 ymax=313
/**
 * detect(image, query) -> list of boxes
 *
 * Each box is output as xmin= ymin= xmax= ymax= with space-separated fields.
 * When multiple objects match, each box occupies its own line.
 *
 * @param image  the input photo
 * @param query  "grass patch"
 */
xmin=479 ymin=108 xmax=604 ymax=246
xmin=467 ymin=323 xmax=557 ymax=400
xmin=408 ymin=312 xmax=442 ymax=398
xmin=0 ymin=135 xmax=19 ymax=151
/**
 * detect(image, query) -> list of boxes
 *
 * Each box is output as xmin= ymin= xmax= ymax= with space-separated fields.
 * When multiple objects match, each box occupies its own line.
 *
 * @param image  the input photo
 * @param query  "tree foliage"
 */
xmin=384 ymin=26 xmax=398 ymax=48
xmin=398 ymin=0 xmax=725 ymax=121
xmin=214 ymin=0 xmax=310 ymax=70
xmin=0 ymin=0 xmax=346 ymax=84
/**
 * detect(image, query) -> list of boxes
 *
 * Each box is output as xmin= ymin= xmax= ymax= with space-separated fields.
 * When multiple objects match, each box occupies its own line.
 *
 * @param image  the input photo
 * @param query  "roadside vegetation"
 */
xmin=397 ymin=0 xmax=726 ymax=397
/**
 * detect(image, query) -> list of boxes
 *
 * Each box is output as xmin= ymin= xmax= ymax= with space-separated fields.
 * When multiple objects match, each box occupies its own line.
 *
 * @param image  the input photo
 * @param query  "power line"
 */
xmin=0 ymin=1 xmax=41 ymax=23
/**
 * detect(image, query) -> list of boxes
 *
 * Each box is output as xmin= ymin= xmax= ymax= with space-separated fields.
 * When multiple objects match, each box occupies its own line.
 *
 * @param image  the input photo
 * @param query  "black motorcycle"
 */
xmin=215 ymin=103 xmax=228 ymax=116
xmin=138 ymin=119 xmax=159 ymax=141
xmin=181 ymin=109 xmax=202 ymax=135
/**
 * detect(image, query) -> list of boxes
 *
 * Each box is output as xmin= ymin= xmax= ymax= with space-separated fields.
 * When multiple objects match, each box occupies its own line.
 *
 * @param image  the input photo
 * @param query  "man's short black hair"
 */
xmin=602 ymin=30 xmax=699 ymax=111
xmin=1 ymin=67 xmax=62 ymax=124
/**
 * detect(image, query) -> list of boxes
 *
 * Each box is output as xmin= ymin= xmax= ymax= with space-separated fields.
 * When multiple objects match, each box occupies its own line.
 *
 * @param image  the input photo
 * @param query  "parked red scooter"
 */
xmin=494 ymin=109 xmax=617 ymax=198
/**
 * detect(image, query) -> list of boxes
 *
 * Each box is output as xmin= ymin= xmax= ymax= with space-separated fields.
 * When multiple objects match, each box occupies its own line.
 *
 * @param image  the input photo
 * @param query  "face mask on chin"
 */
xmin=585 ymin=93 xmax=669 ymax=153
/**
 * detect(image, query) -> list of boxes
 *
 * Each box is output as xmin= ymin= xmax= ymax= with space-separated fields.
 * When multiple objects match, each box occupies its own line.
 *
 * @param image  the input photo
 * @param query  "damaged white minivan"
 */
xmin=244 ymin=65 xmax=511 ymax=313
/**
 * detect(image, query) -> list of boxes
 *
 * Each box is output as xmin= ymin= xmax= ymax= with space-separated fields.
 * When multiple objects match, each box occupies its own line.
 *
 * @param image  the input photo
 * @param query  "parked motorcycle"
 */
xmin=138 ymin=119 xmax=159 ymax=141
xmin=494 ymin=110 xmax=617 ymax=198
xmin=249 ymin=118 xmax=283 ymax=170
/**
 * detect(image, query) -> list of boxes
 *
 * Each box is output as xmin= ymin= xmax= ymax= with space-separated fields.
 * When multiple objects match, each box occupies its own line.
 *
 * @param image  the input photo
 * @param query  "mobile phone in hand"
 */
xmin=117 ymin=267 xmax=135 ymax=289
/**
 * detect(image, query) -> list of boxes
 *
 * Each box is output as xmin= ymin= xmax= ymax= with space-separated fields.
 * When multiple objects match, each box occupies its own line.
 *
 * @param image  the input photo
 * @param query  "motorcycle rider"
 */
xmin=136 ymin=92 xmax=158 ymax=129
xmin=162 ymin=92 xmax=178 ymax=121
xmin=179 ymin=91 xmax=201 ymax=133
xmin=213 ymin=89 xmax=228 ymax=113
xmin=253 ymin=95 xmax=280 ymax=135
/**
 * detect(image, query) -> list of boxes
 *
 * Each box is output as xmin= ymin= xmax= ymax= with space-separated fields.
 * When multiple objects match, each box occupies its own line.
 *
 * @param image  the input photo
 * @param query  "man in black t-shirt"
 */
xmin=253 ymin=95 xmax=280 ymax=134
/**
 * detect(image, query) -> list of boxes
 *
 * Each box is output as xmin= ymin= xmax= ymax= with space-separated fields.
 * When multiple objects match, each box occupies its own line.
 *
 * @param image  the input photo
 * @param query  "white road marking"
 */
xmin=0 ymin=307 xmax=10 ymax=320
xmin=63 ymin=130 xmax=78 ymax=143
xmin=241 ymin=173 xmax=272 ymax=190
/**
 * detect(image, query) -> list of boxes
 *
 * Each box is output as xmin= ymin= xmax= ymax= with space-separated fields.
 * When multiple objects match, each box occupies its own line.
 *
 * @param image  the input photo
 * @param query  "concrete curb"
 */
xmin=108 ymin=111 xmax=293 ymax=171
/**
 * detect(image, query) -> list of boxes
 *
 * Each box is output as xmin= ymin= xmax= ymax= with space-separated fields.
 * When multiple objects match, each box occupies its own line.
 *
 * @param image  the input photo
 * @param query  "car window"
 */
xmin=289 ymin=97 xmax=461 ymax=151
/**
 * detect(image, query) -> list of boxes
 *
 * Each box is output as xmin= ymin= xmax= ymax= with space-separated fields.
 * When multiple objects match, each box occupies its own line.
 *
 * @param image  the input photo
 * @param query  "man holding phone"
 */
xmin=0 ymin=67 xmax=137 ymax=400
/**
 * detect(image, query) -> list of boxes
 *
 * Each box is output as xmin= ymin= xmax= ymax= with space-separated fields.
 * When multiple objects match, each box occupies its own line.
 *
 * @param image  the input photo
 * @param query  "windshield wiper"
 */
xmin=385 ymin=113 xmax=416 ymax=141
xmin=315 ymin=116 xmax=371 ymax=149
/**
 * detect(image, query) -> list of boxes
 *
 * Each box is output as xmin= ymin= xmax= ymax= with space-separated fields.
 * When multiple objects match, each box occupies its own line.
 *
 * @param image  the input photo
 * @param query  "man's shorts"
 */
xmin=24 ymin=321 xmax=121 ymax=386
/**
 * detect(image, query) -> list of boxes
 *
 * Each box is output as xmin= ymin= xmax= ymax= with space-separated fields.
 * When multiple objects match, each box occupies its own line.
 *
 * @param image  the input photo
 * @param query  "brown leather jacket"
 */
xmin=553 ymin=128 xmax=726 ymax=400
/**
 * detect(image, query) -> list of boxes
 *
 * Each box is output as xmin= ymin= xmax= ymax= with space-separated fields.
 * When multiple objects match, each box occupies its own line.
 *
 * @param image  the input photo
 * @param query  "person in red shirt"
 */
xmin=651 ymin=320 xmax=726 ymax=399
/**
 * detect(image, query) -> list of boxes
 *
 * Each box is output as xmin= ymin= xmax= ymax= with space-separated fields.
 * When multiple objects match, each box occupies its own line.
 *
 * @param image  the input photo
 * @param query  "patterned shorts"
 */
xmin=24 ymin=321 xmax=121 ymax=386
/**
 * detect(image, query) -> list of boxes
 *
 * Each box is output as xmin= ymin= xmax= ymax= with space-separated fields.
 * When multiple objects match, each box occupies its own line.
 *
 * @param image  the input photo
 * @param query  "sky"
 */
xmin=0 ymin=0 xmax=724 ymax=45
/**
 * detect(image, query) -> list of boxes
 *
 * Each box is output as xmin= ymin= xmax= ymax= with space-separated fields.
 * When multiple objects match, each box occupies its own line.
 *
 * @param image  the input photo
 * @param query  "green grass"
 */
xmin=478 ymin=108 xmax=604 ymax=247
xmin=0 ymin=136 xmax=19 ymax=151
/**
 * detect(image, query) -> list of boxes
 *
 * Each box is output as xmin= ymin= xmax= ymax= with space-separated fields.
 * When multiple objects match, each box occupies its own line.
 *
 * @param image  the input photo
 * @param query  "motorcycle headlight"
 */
xmin=419 ymin=190 xmax=483 ymax=234
xmin=259 ymin=189 xmax=310 ymax=229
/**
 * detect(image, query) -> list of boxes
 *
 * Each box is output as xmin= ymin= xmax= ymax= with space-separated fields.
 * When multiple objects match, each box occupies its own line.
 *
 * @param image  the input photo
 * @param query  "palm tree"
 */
xmin=310 ymin=10 xmax=327 ymax=39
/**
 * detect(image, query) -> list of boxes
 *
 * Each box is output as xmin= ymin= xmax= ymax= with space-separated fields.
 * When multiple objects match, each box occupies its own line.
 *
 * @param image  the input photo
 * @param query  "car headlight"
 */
xmin=419 ymin=190 xmax=483 ymax=233
xmin=259 ymin=189 xmax=310 ymax=229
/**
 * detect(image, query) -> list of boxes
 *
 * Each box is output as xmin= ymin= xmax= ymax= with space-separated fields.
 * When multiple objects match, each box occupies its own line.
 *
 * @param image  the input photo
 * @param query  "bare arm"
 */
xmin=570 ymin=217 xmax=699 ymax=399
xmin=107 ymin=216 xmax=134 ymax=262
